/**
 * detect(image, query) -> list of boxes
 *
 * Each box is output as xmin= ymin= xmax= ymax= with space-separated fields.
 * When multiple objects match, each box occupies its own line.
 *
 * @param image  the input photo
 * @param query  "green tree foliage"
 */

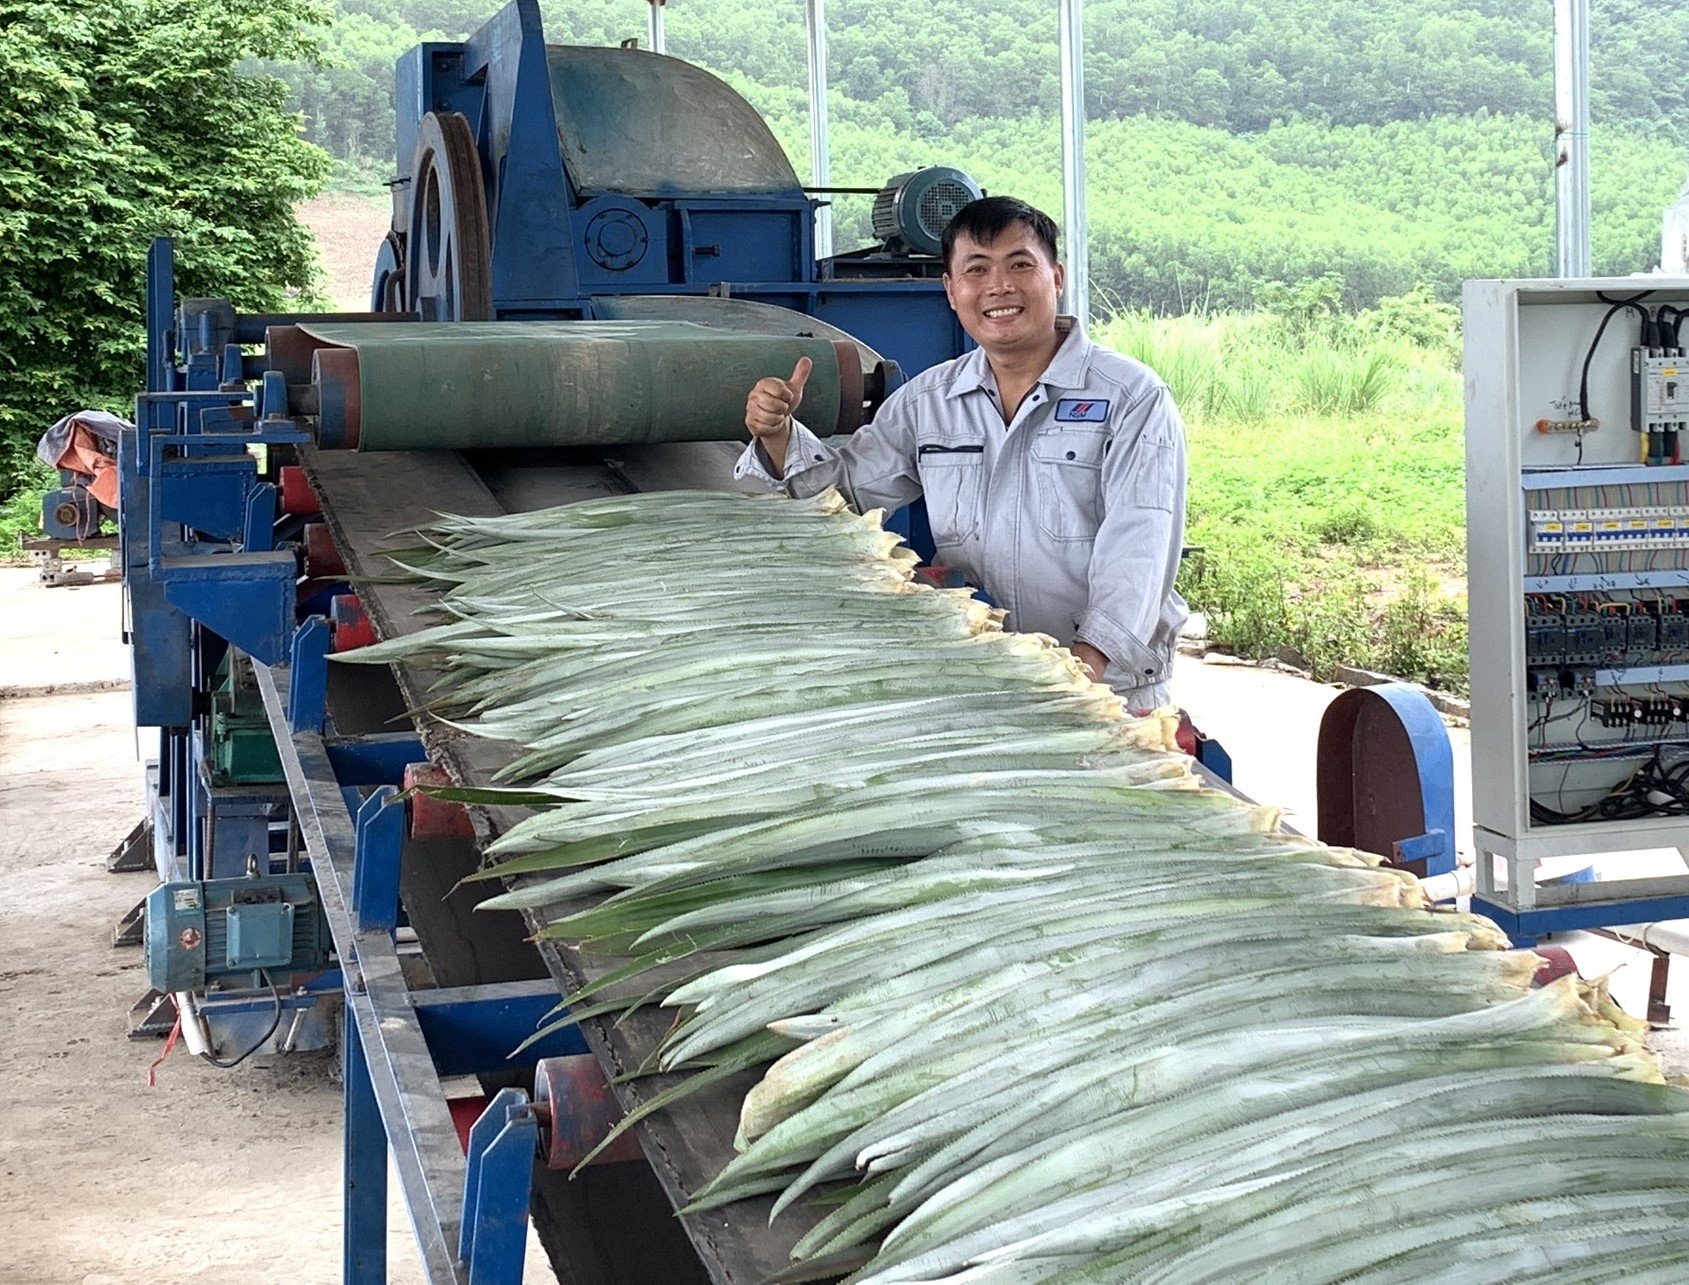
xmin=0 ymin=0 xmax=330 ymax=498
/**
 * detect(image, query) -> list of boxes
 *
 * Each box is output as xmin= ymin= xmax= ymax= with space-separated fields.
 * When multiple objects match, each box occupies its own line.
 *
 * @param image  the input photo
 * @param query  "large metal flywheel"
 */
xmin=370 ymin=229 xmax=407 ymax=313
xmin=405 ymin=112 xmax=493 ymax=321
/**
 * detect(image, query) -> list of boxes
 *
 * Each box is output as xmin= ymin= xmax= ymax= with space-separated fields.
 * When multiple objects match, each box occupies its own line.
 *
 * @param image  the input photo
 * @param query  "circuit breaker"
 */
xmin=1466 ymin=277 xmax=1689 ymax=936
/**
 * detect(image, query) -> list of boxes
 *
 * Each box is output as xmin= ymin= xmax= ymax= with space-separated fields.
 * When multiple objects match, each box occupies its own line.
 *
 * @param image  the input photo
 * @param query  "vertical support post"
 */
xmin=1554 ymin=0 xmax=1591 ymax=278
xmin=289 ymin=616 xmax=332 ymax=735
xmin=1058 ymin=0 xmax=1090 ymax=324
xmin=353 ymin=786 xmax=405 ymax=934
xmin=460 ymin=1088 xmax=538 ymax=1285
xmin=344 ymin=1006 xmax=389 ymax=1285
xmin=805 ymin=0 xmax=832 ymax=262
xmin=147 ymin=239 xmax=174 ymax=395
xmin=645 ymin=0 xmax=665 ymax=53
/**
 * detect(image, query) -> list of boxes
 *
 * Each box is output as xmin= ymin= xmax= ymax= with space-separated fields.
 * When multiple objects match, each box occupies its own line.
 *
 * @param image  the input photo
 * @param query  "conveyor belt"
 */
xmin=303 ymin=442 xmax=821 ymax=1285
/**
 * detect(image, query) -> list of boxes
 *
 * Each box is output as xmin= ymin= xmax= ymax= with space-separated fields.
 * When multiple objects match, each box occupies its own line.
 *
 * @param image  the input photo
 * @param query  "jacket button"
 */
xmin=1065 ymin=450 xmax=1076 ymax=460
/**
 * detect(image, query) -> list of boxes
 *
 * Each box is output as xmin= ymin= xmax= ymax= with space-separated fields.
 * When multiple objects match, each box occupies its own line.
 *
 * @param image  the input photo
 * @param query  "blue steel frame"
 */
xmin=255 ymin=618 xmax=588 ymax=1284
xmin=1473 ymin=892 xmax=1689 ymax=949
xmin=394 ymin=0 xmax=969 ymax=377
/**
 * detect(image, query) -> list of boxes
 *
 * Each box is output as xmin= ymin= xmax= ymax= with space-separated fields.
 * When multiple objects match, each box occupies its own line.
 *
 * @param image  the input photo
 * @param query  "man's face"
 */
xmin=943 ymin=225 xmax=1066 ymax=360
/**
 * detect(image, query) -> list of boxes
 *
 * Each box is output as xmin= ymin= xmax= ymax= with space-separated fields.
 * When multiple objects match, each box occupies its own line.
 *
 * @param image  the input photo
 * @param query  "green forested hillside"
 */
xmin=271 ymin=0 xmax=1689 ymax=311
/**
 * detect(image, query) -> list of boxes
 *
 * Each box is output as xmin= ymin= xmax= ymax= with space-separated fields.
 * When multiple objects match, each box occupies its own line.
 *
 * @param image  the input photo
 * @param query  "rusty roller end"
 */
xmin=533 ymin=1054 xmax=646 ymax=1170
xmin=312 ymin=347 xmax=362 ymax=450
xmin=830 ymin=340 xmax=867 ymax=435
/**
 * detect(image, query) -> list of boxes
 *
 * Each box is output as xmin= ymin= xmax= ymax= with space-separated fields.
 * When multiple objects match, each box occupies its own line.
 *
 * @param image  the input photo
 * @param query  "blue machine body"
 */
xmin=381 ymin=0 xmax=967 ymax=376
xmin=110 ymin=6 xmax=985 ymax=1275
xmin=122 ymin=0 xmax=973 ymax=890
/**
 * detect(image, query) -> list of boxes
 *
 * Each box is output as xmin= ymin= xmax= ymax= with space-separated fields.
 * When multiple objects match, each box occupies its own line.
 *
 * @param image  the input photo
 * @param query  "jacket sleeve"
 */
xmin=732 ymin=386 xmax=926 ymax=515
xmin=1074 ymin=382 xmax=1188 ymax=688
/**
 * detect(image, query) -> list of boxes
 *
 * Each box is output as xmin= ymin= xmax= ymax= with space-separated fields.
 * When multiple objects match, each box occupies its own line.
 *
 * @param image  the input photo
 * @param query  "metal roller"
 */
xmin=271 ymin=320 xmax=866 ymax=451
xmin=532 ymin=1054 xmax=645 ymax=1170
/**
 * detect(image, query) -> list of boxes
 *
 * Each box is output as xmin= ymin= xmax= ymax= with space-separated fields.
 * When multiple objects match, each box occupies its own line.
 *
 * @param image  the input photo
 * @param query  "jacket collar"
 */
xmin=944 ymin=316 xmax=1089 ymax=400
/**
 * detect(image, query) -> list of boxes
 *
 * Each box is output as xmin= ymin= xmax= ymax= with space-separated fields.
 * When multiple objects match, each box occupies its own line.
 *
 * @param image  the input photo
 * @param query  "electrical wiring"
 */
xmin=199 ymin=969 xmax=285 ymax=1070
xmin=1580 ymin=290 xmax=1654 ymax=424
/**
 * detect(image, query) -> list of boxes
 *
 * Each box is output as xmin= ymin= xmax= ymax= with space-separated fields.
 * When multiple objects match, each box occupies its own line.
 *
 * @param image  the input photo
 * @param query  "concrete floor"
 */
xmin=5 ymin=568 xmax=1689 ymax=1280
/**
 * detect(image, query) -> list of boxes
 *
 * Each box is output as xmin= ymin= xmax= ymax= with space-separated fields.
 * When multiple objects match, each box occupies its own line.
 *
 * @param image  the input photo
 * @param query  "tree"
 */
xmin=0 ymin=0 xmax=331 ymax=501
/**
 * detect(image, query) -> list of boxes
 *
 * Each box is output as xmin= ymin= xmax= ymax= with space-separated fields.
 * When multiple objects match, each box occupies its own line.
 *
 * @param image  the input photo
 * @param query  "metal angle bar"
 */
xmin=1521 ymin=463 xmax=1689 ymax=489
xmin=252 ymin=658 xmax=469 ymax=1285
xmin=411 ymin=980 xmax=589 ymax=1078
xmin=345 ymin=1010 xmax=390 ymax=1285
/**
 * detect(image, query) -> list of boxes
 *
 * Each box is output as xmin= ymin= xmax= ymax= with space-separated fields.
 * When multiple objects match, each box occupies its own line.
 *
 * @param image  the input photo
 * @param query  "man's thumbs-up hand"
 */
xmin=744 ymin=356 xmax=812 ymax=477
xmin=746 ymin=356 xmax=812 ymax=438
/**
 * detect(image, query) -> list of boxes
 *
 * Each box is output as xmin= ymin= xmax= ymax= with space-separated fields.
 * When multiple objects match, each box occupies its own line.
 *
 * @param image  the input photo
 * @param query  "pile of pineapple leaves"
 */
xmin=342 ymin=488 xmax=1689 ymax=1283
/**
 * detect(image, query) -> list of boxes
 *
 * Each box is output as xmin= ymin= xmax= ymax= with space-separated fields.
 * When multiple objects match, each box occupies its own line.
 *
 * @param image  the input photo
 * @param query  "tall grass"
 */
xmin=1095 ymin=296 xmax=1470 ymax=693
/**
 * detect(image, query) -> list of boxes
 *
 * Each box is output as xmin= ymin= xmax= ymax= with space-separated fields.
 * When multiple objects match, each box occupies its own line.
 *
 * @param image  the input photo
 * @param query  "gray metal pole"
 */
xmin=1058 ymin=0 xmax=1089 ymax=323
xmin=806 ymin=0 xmax=833 ymax=260
xmin=647 ymin=0 xmax=666 ymax=54
xmin=1554 ymin=0 xmax=1591 ymax=277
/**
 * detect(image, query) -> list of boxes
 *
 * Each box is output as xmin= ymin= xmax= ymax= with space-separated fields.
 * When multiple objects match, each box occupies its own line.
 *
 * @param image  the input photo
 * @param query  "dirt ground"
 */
xmin=299 ymin=193 xmax=394 ymax=313
xmin=0 ymin=572 xmax=439 ymax=1284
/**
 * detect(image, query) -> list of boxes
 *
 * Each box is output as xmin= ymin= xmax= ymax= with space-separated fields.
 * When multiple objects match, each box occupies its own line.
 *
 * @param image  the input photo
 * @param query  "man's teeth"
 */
xmin=983 ymin=306 xmax=1022 ymax=318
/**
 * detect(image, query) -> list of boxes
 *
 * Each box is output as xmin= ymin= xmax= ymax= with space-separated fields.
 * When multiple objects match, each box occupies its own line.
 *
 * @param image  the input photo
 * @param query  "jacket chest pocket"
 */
xmin=1031 ymin=428 xmax=1107 ymax=540
xmin=917 ymin=441 xmax=985 ymax=546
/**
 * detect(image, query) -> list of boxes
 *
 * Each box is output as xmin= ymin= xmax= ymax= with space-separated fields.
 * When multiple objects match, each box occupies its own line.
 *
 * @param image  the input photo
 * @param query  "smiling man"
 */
xmin=737 ymin=196 xmax=1188 ymax=709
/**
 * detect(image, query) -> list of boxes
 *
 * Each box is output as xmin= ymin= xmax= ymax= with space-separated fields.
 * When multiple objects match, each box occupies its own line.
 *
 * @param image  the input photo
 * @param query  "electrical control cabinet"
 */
xmin=1466 ymin=277 xmax=1689 ymax=928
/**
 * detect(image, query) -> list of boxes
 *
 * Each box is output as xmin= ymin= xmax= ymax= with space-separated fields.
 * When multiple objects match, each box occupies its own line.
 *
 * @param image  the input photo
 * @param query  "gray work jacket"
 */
xmin=736 ymin=322 xmax=1189 ymax=707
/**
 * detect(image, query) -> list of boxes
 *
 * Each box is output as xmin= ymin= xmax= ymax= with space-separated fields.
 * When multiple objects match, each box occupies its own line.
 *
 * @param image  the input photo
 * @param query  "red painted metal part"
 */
xmin=447 ymin=1094 xmax=492 ymax=1152
xmin=1531 ymin=944 xmax=1582 ymax=986
xmin=277 ymin=466 xmax=321 ymax=516
xmin=913 ymin=565 xmax=965 ymax=589
xmin=329 ymin=594 xmax=377 ymax=653
xmin=302 ymin=522 xmax=346 ymax=578
xmin=403 ymin=761 xmax=475 ymax=841
xmin=533 ymin=1054 xmax=646 ymax=1170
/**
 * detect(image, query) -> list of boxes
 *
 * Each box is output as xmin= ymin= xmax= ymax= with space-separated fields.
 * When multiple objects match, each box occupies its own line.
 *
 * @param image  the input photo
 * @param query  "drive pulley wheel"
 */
xmin=371 ymin=230 xmax=407 ymax=314
xmin=406 ymin=112 xmax=492 ymax=321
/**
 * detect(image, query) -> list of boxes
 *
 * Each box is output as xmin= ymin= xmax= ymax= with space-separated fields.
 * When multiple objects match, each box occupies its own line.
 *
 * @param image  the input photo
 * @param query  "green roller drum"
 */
xmin=283 ymin=321 xmax=864 ymax=451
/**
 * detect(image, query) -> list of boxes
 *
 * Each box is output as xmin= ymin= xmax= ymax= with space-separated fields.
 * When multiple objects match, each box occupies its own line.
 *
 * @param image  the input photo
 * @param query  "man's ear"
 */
xmin=1053 ymin=261 xmax=1067 ymax=299
xmin=942 ymin=273 xmax=956 ymax=312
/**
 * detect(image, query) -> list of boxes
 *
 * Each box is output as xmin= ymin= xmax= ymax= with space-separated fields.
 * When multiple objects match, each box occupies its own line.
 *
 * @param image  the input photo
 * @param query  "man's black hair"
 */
xmin=941 ymin=196 xmax=1061 ymax=271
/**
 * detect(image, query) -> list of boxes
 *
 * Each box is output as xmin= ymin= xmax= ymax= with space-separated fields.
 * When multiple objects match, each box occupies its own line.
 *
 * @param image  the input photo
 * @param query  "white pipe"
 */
xmin=173 ymin=991 xmax=214 ymax=1057
xmin=805 ymin=0 xmax=832 ymax=260
xmin=647 ymin=0 xmax=666 ymax=54
xmin=1058 ymin=0 xmax=1089 ymax=324
xmin=1610 ymin=921 xmax=1689 ymax=958
xmin=1419 ymin=866 xmax=1476 ymax=903
xmin=1554 ymin=0 xmax=1591 ymax=277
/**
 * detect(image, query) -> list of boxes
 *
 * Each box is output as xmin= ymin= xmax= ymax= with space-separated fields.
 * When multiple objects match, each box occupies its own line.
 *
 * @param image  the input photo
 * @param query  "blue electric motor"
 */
xmin=145 ymin=870 xmax=331 ymax=993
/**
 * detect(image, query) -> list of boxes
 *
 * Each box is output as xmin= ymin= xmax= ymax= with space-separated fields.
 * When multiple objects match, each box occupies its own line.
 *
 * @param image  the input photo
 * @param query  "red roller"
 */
xmin=329 ymin=594 xmax=376 ymax=653
xmin=403 ymin=762 xmax=474 ymax=841
xmin=1531 ymin=944 xmax=1582 ymax=986
xmin=277 ymin=466 xmax=321 ymax=516
xmin=533 ymin=1054 xmax=646 ymax=1170
xmin=302 ymin=522 xmax=346 ymax=578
